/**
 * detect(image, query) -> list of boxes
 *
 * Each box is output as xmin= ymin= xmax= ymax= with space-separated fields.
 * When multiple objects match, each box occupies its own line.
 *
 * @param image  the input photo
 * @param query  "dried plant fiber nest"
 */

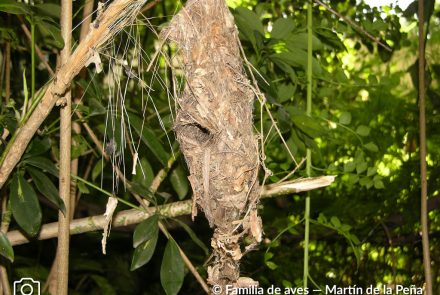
xmin=161 ymin=0 xmax=262 ymax=290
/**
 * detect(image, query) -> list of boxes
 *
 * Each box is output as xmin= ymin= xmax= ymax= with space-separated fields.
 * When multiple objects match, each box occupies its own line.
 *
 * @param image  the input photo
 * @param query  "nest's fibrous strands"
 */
xmin=162 ymin=0 xmax=262 ymax=288
xmin=0 ymin=0 xmax=152 ymax=189
xmin=98 ymin=14 xmax=180 ymax=191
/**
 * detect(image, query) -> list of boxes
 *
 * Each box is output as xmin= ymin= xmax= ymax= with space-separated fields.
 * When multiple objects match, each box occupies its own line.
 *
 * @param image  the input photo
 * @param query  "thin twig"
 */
xmin=314 ymin=0 xmax=392 ymax=52
xmin=4 ymin=41 xmax=11 ymax=103
xmin=140 ymin=0 xmax=161 ymax=14
xmin=17 ymin=16 xmax=55 ymax=76
xmin=418 ymin=0 xmax=433 ymax=293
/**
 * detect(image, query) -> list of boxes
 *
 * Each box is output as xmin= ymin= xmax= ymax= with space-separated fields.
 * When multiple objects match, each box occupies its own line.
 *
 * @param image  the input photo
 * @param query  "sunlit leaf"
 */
xmin=339 ymin=112 xmax=352 ymax=125
xmin=271 ymin=18 xmax=295 ymax=39
xmin=234 ymin=7 xmax=265 ymax=50
xmin=330 ymin=216 xmax=341 ymax=228
xmin=356 ymin=125 xmax=370 ymax=137
xmin=344 ymin=161 xmax=356 ymax=173
xmin=356 ymin=162 xmax=368 ymax=174
xmin=364 ymin=142 xmax=379 ymax=152
xmin=270 ymin=50 xmax=322 ymax=76
xmin=265 ymin=261 xmax=278 ymax=270
xmin=285 ymin=33 xmax=323 ymax=51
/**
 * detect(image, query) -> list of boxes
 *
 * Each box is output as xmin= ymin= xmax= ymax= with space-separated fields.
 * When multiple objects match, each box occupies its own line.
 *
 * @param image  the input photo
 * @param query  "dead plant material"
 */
xmin=161 ymin=0 xmax=261 ymax=289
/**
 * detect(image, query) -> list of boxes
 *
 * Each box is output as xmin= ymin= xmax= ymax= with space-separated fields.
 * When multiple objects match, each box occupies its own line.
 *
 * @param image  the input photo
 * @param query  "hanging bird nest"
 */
xmin=161 ymin=0 xmax=262 ymax=289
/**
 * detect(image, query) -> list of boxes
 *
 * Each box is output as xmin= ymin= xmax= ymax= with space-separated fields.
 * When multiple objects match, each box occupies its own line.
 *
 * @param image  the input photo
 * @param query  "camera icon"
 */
xmin=13 ymin=278 xmax=40 ymax=295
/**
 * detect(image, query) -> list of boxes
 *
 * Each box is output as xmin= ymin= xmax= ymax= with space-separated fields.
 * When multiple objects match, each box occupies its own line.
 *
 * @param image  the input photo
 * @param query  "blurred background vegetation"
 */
xmin=0 ymin=0 xmax=439 ymax=293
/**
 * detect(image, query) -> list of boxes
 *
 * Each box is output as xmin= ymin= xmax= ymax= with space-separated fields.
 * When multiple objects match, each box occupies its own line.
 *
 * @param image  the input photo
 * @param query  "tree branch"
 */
xmin=7 ymin=176 xmax=335 ymax=246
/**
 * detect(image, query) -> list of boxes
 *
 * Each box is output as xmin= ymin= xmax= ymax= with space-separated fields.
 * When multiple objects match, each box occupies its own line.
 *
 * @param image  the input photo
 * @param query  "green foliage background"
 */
xmin=0 ymin=0 xmax=439 ymax=293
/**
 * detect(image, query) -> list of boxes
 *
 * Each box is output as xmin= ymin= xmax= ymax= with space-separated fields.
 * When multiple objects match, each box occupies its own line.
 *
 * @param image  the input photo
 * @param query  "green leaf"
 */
xmin=130 ymin=233 xmax=158 ymax=271
xmin=0 ymin=232 xmax=14 ymax=262
xmin=265 ymin=261 xmax=278 ymax=270
xmin=367 ymin=167 xmax=377 ymax=176
xmin=264 ymin=252 xmax=274 ymax=261
xmin=234 ymin=7 xmax=265 ymax=50
xmin=330 ymin=216 xmax=341 ymax=228
xmin=356 ymin=162 xmax=368 ymax=174
xmin=71 ymin=134 xmax=90 ymax=159
xmin=90 ymin=275 xmax=117 ymax=295
xmin=36 ymin=20 xmax=64 ymax=49
xmin=276 ymin=83 xmax=296 ymax=103
xmin=359 ymin=176 xmax=373 ymax=188
xmin=271 ymin=18 xmax=295 ymax=39
xmin=129 ymin=114 xmax=170 ymax=166
xmin=160 ymin=239 xmax=185 ymax=295
xmin=291 ymin=114 xmax=325 ymax=139
xmin=10 ymin=173 xmax=42 ymax=237
xmin=133 ymin=157 xmax=154 ymax=188
xmin=170 ymin=165 xmax=189 ymax=200
xmin=27 ymin=167 xmax=65 ymax=214
xmin=270 ymin=50 xmax=322 ymax=76
xmin=23 ymin=157 xmax=58 ymax=176
xmin=92 ymin=159 xmax=106 ymax=182
xmin=285 ymin=33 xmax=323 ymax=51
xmin=0 ymin=1 xmax=30 ymax=15
xmin=235 ymin=7 xmax=264 ymax=35
xmin=128 ymin=182 xmax=156 ymax=204
xmin=344 ymin=161 xmax=356 ymax=173
xmin=33 ymin=3 xmax=60 ymax=19
xmin=356 ymin=125 xmax=370 ymax=137
xmin=374 ymin=179 xmax=385 ymax=189
xmin=364 ymin=142 xmax=379 ymax=152
xmin=339 ymin=112 xmax=352 ymax=125
xmin=77 ymin=181 xmax=90 ymax=194
xmin=173 ymin=219 xmax=209 ymax=256
xmin=25 ymin=136 xmax=51 ymax=158
xmin=347 ymin=174 xmax=359 ymax=185
xmin=133 ymin=214 xmax=159 ymax=248
xmin=315 ymin=27 xmax=346 ymax=51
